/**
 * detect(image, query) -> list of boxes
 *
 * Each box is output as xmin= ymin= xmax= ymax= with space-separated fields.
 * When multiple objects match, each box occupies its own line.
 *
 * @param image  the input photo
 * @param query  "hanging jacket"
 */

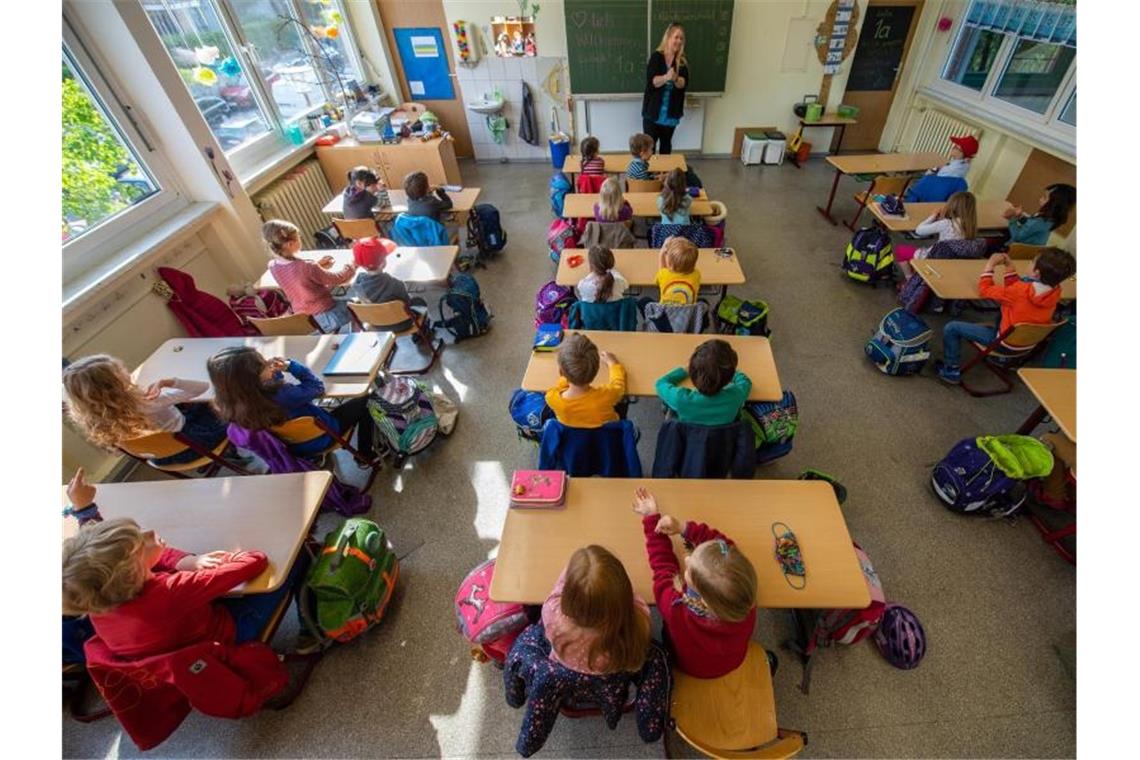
xmin=642 ymin=301 xmax=709 ymax=334
xmin=156 ymin=267 xmax=247 ymax=338
xmin=519 ymin=81 xmax=539 ymax=146
xmin=580 ymin=221 xmax=635 ymax=250
xmin=567 ymin=298 xmax=639 ymax=331
xmin=651 ymin=418 xmax=755 ymax=479
xmin=390 ymin=213 xmax=449 ymax=246
xmin=538 ymin=419 xmax=642 ymax=477
xmin=504 ymin=622 xmax=670 ymax=758
xmin=902 ymin=175 xmax=968 ymax=203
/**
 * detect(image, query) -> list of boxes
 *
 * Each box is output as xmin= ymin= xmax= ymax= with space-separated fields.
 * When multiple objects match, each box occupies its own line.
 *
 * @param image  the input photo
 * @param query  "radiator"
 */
xmin=252 ymin=159 xmax=332 ymax=245
xmin=909 ymin=108 xmax=982 ymax=155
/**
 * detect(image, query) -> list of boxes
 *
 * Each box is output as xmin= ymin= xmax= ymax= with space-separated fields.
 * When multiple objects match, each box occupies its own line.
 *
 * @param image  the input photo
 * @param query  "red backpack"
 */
xmin=228 ymin=286 xmax=292 ymax=334
xmin=454 ymin=559 xmax=529 ymax=664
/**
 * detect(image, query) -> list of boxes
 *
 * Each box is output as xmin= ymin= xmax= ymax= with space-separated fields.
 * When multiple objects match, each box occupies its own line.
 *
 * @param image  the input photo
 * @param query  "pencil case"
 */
xmin=510 ymin=470 xmax=567 ymax=508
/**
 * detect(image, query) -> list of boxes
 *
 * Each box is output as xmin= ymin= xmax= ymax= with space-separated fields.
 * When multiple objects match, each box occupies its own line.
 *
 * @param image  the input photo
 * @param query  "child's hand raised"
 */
xmin=632 ymin=487 xmax=659 ymax=516
xmin=67 ymin=467 xmax=96 ymax=509
xmin=655 ymin=514 xmax=682 ymax=536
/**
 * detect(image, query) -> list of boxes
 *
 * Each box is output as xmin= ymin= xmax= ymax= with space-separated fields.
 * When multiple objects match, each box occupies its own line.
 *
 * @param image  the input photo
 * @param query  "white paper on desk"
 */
xmin=409 ymin=80 xmax=426 ymax=96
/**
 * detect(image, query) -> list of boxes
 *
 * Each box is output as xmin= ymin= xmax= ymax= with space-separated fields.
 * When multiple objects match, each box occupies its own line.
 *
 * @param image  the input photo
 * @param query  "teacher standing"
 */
xmin=641 ymin=24 xmax=689 ymax=155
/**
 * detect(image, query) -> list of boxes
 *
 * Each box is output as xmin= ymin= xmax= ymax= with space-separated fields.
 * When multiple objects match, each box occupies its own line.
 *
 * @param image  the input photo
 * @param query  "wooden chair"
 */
xmin=1026 ymin=431 xmax=1076 ymax=564
xmin=851 ymin=175 xmax=911 ymax=229
xmin=626 ymin=178 xmax=663 ymax=193
xmin=348 ymin=301 xmax=441 ymax=375
xmin=270 ymin=415 xmax=382 ymax=490
xmin=333 ymin=217 xmax=381 ymax=241
xmin=667 ymin=642 xmax=806 ymax=759
xmin=249 ymin=313 xmax=322 ymax=336
xmin=1007 ymin=242 xmax=1049 ymax=260
xmin=118 ymin=431 xmax=251 ymax=479
xmin=959 ymin=320 xmax=1066 ymax=397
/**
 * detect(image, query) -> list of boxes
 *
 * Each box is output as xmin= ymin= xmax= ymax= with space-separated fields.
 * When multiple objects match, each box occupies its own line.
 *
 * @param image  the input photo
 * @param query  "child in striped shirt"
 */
xmin=580 ymin=136 xmax=605 ymax=175
xmin=626 ymin=133 xmax=654 ymax=181
xmin=263 ymin=220 xmax=356 ymax=333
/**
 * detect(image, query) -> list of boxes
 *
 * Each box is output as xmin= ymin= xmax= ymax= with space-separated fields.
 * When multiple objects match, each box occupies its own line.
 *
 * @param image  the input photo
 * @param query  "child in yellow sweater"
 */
xmin=655 ymin=236 xmax=701 ymax=305
xmin=545 ymin=334 xmax=626 ymax=428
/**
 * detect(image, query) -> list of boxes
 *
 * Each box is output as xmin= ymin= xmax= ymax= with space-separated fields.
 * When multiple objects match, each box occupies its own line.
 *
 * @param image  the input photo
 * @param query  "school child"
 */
xmin=342 ymin=166 xmax=382 ymax=220
xmin=575 ymin=245 xmax=629 ymax=303
xmin=542 ymin=545 xmax=652 ymax=675
xmin=926 ymin=134 xmax=978 ymax=179
xmin=656 ymin=339 xmax=752 ymax=425
xmin=895 ymin=191 xmax=978 ymax=280
xmin=579 ymin=136 xmax=605 ymax=175
xmin=403 ymin=171 xmax=453 ymax=222
xmin=348 ymin=237 xmax=413 ymax=307
xmin=626 ymin=133 xmax=654 ymax=181
xmin=263 ymin=219 xmax=356 ymax=333
xmin=655 ymin=236 xmax=701 ymax=305
xmin=935 ymin=248 xmax=1076 ymax=384
xmin=63 ymin=354 xmax=227 ymax=466
xmin=657 ymin=168 xmax=692 ymax=224
xmin=594 ymin=177 xmax=634 ymax=223
xmin=544 ymin=333 xmax=626 ymax=428
xmin=1003 ymin=183 xmax=1076 ymax=246
xmin=631 ymin=487 xmax=758 ymax=678
xmin=206 ymin=346 xmax=374 ymax=458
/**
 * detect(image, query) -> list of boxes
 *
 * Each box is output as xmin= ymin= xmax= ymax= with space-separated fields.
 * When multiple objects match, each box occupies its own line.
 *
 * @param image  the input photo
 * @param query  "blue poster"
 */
xmin=393 ymin=27 xmax=454 ymax=100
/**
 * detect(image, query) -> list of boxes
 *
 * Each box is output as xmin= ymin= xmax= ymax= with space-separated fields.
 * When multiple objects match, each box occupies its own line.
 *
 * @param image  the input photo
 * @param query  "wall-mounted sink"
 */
xmin=467 ymin=97 xmax=504 ymax=115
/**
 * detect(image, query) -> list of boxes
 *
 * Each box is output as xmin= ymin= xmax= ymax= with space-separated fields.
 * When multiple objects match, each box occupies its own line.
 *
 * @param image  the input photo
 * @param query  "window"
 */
xmin=993 ymin=39 xmax=1075 ymax=114
xmin=942 ymin=26 xmax=1004 ymax=91
xmin=1058 ymin=90 xmax=1075 ymax=126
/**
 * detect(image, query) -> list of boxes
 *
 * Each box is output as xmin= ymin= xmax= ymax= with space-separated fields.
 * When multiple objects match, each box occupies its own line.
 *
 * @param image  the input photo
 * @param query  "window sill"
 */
xmin=241 ymin=133 xmax=322 ymax=196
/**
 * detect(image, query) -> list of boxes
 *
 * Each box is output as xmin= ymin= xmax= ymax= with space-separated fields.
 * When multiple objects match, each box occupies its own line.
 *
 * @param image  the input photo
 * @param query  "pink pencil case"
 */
xmin=510 ymin=470 xmax=567 ymax=509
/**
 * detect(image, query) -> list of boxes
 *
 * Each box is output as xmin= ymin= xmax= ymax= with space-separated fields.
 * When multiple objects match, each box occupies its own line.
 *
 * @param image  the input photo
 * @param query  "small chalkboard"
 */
xmin=844 ymin=5 xmax=916 ymax=92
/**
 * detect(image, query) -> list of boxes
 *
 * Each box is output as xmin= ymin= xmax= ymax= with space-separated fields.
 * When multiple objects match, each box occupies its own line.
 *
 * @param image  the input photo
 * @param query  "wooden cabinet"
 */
xmin=316 ymin=137 xmax=462 ymax=193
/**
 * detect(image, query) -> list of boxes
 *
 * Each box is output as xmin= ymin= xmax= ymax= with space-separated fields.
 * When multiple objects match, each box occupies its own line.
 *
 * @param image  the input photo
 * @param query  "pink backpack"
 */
xmin=454 ymin=559 xmax=528 ymax=664
xmin=547 ymin=218 xmax=580 ymax=264
xmin=228 ymin=287 xmax=291 ymax=334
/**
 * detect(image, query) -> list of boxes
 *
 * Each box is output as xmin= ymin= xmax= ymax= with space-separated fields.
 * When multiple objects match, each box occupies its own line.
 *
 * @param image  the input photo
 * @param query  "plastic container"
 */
xmin=285 ymin=123 xmax=305 ymax=146
xmin=549 ymin=135 xmax=570 ymax=169
xmin=838 ymin=104 xmax=860 ymax=119
xmin=804 ymin=103 xmax=823 ymax=123
xmin=741 ymin=134 xmax=767 ymax=165
xmin=763 ymin=131 xmax=786 ymax=165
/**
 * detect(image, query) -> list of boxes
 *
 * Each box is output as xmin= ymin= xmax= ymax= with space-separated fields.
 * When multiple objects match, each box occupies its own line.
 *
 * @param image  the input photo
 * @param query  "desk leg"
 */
xmin=1016 ymin=404 xmax=1048 ymax=435
xmin=711 ymin=285 xmax=728 ymax=330
xmin=844 ymin=176 xmax=875 ymax=231
xmin=834 ymin=124 xmax=847 ymax=155
xmin=816 ymin=168 xmax=842 ymax=225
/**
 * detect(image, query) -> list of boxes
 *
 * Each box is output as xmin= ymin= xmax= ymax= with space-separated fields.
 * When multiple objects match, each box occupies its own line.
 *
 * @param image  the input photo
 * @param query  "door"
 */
xmin=375 ymin=0 xmax=473 ymax=158
xmin=840 ymin=0 xmax=923 ymax=151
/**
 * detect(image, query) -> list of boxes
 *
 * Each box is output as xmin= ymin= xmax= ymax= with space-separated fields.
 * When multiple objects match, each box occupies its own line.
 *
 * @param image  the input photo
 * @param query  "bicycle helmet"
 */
xmin=880 ymin=194 xmax=906 ymax=217
xmin=873 ymin=603 xmax=926 ymax=670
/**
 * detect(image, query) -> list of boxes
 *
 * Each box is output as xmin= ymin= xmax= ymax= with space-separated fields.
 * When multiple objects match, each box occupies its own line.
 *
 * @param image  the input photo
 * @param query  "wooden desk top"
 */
xmin=799 ymin=114 xmax=859 ymax=126
xmin=561 ymin=154 xmax=686 ymax=174
xmin=521 ymin=330 xmax=781 ymax=401
xmin=61 ymin=473 xmax=331 ymax=595
xmin=869 ymin=200 xmax=1012 ymax=232
xmin=557 ymin=248 xmax=745 ymax=287
xmin=491 ymin=478 xmax=870 ymax=609
xmin=913 ymin=260 xmax=1076 ymax=301
xmin=562 ymin=191 xmax=713 ymax=219
xmin=1018 ymin=368 xmax=1076 ymax=442
xmin=134 ymin=334 xmax=394 ymax=400
xmin=258 ymin=247 xmax=458 ymax=289
xmin=826 ymin=152 xmax=944 ymax=176
xmin=322 ymin=187 xmax=481 ymax=216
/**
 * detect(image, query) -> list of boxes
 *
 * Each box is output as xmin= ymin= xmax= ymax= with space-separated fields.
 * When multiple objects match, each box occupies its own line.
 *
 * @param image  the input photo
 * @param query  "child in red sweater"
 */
xmin=632 ymin=487 xmax=757 ymax=678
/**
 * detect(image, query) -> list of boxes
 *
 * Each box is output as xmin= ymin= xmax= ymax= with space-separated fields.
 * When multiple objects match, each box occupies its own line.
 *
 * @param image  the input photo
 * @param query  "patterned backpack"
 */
xmin=741 ymin=391 xmax=798 ymax=464
xmin=865 ymin=308 xmax=932 ymax=376
xmin=367 ymin=375 xmax=439 ymax=465
xmin=549 ymin=172 xmax=572 ymax=218
xmin=534 ymin=281 xmax=576 ymax=328
xmin=455 ymin=559 xmax=529 ymax=663
xmin=897 ymin=274 xmax=931 ymax=314
xmin=438 ymin=273 xmax=492 ymax=341
xmin=717 ymin=295 xmax=771 ymax=336
xmin=228 ymin=286 xmax=291 ymax=333
xmin=547 ymin=218 xmax=580 ymax=263
xmin=842 ymin=227 xmax=894 ymax=284
xmin=931 ymin=435 xmax=1054 ymax=518
xmin=509 ymin=389 xmax=552 ymax=442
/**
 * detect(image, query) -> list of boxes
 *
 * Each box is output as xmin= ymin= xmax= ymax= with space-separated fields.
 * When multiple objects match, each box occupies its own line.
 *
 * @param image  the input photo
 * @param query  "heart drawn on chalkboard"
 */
xmin=570 ymin=11 xmax=588 ymax=28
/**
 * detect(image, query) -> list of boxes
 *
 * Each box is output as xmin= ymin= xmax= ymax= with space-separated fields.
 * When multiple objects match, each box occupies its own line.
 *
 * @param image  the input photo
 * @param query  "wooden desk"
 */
xmin=491 ymin=478 xmax=870 ymax=609
xmin=561 ymin=153 xmax=686 ymax=176
xmin=817 ymin=152 xmax=944 ymax=228
xmin=134 ymin=335 xmax=394 ymax=400
xmin=913 ymin=260 xmax=1076 ymax=301
xmin=869 ymin=200 xmax=1012 ymax=233
xmin=61 ymin=473 xmax=331 ymax=595
xmin=521 ymin=330 xmax=781 ymax=401
xmin=556 ymin=248 xmax=745 ymax=288
xmin=790 ymin=114 xmax=859 ymax=167
xmin=562 ymin=191 xmax=713 ymax=219
xmin=1017 ymin=368 xmax=1076 ymax=442
xmin=315 ymin=137 xmax=461 ymax=190
xmin=322 ymin=187 xmax=481 ymax=222
xmin=257 ymin=247 xmax=459 ymax=290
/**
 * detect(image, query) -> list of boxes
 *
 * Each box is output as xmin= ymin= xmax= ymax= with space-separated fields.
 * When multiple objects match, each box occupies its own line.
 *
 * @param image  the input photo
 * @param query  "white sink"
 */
xmin=467 ymin=98 xmax=504 ymax=115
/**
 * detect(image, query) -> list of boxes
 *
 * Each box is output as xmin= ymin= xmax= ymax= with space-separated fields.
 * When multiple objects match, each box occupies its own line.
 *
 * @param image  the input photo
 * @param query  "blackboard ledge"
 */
xmin=571 ymin=92 xmax=722 ymax=99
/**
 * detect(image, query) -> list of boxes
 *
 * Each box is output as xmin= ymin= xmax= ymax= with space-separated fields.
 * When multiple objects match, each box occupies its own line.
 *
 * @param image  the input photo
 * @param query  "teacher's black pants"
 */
xmin=643 ymin=119 xmax=677 ymax=155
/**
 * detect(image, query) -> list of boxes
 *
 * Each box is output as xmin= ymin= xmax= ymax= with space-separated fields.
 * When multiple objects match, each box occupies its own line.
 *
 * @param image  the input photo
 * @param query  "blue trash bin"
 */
xmin=549 ymin=138 xmax=570 ymax=170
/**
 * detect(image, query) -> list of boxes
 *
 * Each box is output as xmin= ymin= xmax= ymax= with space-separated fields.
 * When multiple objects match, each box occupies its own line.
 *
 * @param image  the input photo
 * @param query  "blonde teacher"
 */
xmin=641 ymin=23 xmax=689 ymax=155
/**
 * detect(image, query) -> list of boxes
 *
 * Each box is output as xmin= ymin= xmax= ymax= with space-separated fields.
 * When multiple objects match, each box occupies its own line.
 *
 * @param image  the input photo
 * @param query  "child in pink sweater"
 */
xmin=263 ymin=220 xmax=356 ymax=333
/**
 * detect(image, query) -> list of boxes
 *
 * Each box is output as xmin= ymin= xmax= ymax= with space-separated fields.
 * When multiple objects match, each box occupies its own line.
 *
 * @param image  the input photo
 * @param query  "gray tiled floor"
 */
xmin=63 ymin=156 xmax=1075 ymax=758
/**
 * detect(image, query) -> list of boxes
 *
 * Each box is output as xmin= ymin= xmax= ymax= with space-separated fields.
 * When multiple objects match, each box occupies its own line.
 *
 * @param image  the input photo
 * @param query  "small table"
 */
xmin=562 ymin=191 xmax=713 ymax=219
xmin=61 ymin=472 xmax=332 ymax=595
xmin=258 ymin=247 xmax=459 ymax=290
xmin=1016 ymin=368 xmax=1075 ymax=442
xmin=816 ymin=152 xmax=944 ymax=228
xmin=491 ymin=478 xmax=870 ymax=609
xmin=913 ymin=261 xmax=1076 ymax=302
xmin=322 ymin=187 xmax=482 ymax=223
xmin=789 ymin=114 xmax=859 ymax=168
xmin=868 ymin=200 xmax=1012 ymax=233
xmin=561 ymin=153 xmax=686 ymax=177
xmin=133 ymin=334 xmax=394 ymax=400
xmin=521 ymin=330 xmax=782 ymax=401
xmin=556 ymin=247 xmax=744 ymax=306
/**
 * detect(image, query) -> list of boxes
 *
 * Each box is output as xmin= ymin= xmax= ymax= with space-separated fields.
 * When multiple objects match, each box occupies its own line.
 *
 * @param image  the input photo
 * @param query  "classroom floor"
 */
xmin=63 ymin=157 xmax=1076 ymax=759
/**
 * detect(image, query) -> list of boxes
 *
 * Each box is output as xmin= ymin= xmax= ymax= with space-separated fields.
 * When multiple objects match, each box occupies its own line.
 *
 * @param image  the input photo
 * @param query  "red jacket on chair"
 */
xmin=157 ymin=266 xmax=249 ymax=337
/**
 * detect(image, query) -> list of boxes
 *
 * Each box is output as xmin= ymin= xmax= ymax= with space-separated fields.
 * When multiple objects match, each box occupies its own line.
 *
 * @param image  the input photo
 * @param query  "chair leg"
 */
xmin=388 ymin=332 xmax=443 ymax=376
xmin=1026 ymin=511 xmax=1076 ymax=564
xmin=959 ymin=357 xmax=1016 ymax=397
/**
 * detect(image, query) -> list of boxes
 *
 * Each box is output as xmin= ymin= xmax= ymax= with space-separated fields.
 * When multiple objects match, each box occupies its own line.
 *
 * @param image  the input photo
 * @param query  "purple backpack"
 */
xmin=930 ymin=437 xmax=1026 ymax=517
xmin=534 ymin=281 xmax=576 ymax=328
xmin=898 ymin=275 xmax=931 ymax=314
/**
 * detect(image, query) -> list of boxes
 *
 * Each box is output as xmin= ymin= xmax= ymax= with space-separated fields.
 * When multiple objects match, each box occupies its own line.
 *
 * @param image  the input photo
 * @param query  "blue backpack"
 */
xmin=865 ymin=308 xmax=931 ymax=376
xmin=467 ymin=203 xmax=507 ymax=256
xmin=742 ymin=390 xmax=798 ymax=464
xmin=438 ymin=273 xmax=492 ymax=341
xmin=509 ymin=389 xmax=551 ymax=442
xmin=550 ymin=172 xmax=572 ymax=218
xmin=931 ymin=437 xmax=1028 ymax=518
xmin=843 ymin=227 xmax=894 ymax=284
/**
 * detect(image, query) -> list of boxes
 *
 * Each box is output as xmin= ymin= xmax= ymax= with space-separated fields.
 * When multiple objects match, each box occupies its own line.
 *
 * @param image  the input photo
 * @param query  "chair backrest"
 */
xmin=576 ymin=173 xmax=608 ymax=193
xmin=581 ymin=220 xmax=635 ymax=250
xmin=119 ymin=431 xmax=191 ymax=459
xmin=1007 ymin=242 xmax=1049 ymax=261
xmin=643 ymin=301 xmax=709 ymax=334
xmin=650 ymin=223 xmax=714 ymax=248
xmin=627 ymin=178 xmax=662 ymax=193
xmin=348 ymin=300 xmax=416 ymax=334
xmin=538 ymin=419 xmax=642 ymax=477
xmin=651 ymin=418 xmax=754 ymax=479
xmin=998 ymin=320 xmax=1066 ymax=353
xmin=864 ymin=175 xmax=909 ymax=198
xmin=333 ymin=217 xmax=380 ymax=240
xmin=390 ymin=213 xmax=449 ymax=246
xmin=567 ymin=298 xmax=639 ymax=331
xmin=248 ymin=313 xmax=321 ymax=336
xmin=269 ymin=416 xmax=329 ymax=447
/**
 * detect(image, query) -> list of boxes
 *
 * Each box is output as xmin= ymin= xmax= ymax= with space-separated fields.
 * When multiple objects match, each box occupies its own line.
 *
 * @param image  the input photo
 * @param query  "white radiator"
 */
xmin=252 ymin=159 xmax=332 ymax=244
xmin=909 ymin=108 xmax=982 ymax=155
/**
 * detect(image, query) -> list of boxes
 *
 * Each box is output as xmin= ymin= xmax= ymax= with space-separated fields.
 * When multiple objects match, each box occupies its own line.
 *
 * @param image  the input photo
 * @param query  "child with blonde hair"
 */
xmin=894 ymin=191 xmax=979 ymax=281
xmin=542 ymin=545 xmax=651 ymax=675
xmin=263 ymin=219 xmax=356 ymax=333
xmin=632 ymin=487 xmax=758 ymax=678
xmin=545 ymin=333 xmax=626 ymax=428
xmin=655 ymin=236 xmax=701 ymax=305
xmin=576 ymin=245 xmax=629 ymax=303
xmin=594 ymin=177 xmax=633 ymax=223
xmin=656 ymin=168 xmax=692 ymax=224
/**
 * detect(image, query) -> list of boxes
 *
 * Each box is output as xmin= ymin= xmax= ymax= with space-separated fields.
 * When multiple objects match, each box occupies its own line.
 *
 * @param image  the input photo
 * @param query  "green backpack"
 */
xmin=298 ymin=518 xmax=399 ymax=648
xmin=716 ymin=295 xmax=771 ymax=336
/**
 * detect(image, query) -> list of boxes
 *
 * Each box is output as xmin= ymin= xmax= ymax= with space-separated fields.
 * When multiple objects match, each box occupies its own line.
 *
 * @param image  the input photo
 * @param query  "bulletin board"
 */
xmin=392 ymin=28 xmax=454 ymax=100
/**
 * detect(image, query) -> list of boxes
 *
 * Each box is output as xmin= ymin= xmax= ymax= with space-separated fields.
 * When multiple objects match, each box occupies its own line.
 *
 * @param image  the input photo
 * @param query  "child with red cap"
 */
xmin=927 ymin=134 xmax=978 ymax=180
xmin=349 ymin=237 xmax=415 ymax=308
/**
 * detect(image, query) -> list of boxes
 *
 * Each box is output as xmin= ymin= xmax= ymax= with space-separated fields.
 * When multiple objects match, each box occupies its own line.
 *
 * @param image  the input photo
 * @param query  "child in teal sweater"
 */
xmin=656 ymin=339 xmax=751 ymax=425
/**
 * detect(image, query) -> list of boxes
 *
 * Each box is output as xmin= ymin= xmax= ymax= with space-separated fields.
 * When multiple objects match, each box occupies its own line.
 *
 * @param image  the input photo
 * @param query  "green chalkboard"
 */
xmin=564 ymin=0 xmax=649 ymax=95
xmin=650 ymin=0 xmax=734 ymax=93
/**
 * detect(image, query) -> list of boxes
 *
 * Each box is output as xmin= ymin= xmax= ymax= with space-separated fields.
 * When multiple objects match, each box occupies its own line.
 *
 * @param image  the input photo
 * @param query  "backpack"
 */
xmin=535 ymin=281 xmax=576 ymax=328
xmin=897 ymin=274 xmax=931 ymax=315
xmin=298 ymin=518 xmax=399 ymax=648
xmin=438 ymin=273 xmax=492 ymax=341
xmin=717 ymin=295 xmax=771 ymax=336
xmin=547 ymin=218 xmax=580 ymax=264
xmin=467 ymin=203 xmax=507 ymax=257
xmin=865 ymin=308 xmax=932 ymax=376
xmin=550 ymin=171 xmax=572 ymax=217
xmin=931 ymin=435 xmax=1054 ymax=517
xmin=509 ymin=388 xmax=552 ymax=442
xmin=454 ymin=559 xmax=529 ymax=664
xmin=367 ymin=375 xmax=440 ymax=464
xmin=842 ymin=227 xmax=894 ymax=284
xmin=228 ymin=287 xmax=291 ymax=333
xmin=741 ymin=391 xmax=798 ymax=464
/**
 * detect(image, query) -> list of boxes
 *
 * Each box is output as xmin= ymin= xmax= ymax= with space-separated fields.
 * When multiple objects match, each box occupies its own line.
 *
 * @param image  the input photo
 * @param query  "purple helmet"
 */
xmin=873 ymin=604 xmax=926 ymax=670
xmin=880 ymin=194 xmax=906 ymax=216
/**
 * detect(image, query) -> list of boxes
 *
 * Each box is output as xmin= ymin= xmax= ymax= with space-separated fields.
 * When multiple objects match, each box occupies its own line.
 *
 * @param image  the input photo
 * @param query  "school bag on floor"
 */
xmin=842 ymin=227 xmax=894 ymax=284
xmin=466 ymin=203 xmax=507 ymax=258
xmin=367 ymin=375 xmax=440 ymax=465
xmin=741 ymin=391 xmax=798 ymax=463
xmin=535 ymin=281 xmax=576 ymax=328
xmin=227 ymin=286 xmax=291 ymax=333
xmin=547 ymin=218 xmax=579 ymax=263
xmin=509 ymin=389 xmax=552 ymax=442
xmin=931 ymin=435 xmax=1054 ymax=518
xmin=897 ymin=274 xmax=931 ymax=314
xmin=455 ymin=559 xmax=529 ymax=664
xmin=717 ymin=295 xmax=771 ymax=337
xmin=549 ymin=172 xmax=572 ymax=218
xmin=298 ymin=518 xmax=399 ymax=648
xmin=438 ymin=272 xmax=492 ymax=341
xmin=865 ymin=308 xmax=931 ymax=376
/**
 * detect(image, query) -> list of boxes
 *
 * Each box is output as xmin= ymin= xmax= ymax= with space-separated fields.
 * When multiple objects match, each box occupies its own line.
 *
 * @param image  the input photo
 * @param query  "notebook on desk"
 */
xmin=322 ymin=333 xmax=383 ymax=377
